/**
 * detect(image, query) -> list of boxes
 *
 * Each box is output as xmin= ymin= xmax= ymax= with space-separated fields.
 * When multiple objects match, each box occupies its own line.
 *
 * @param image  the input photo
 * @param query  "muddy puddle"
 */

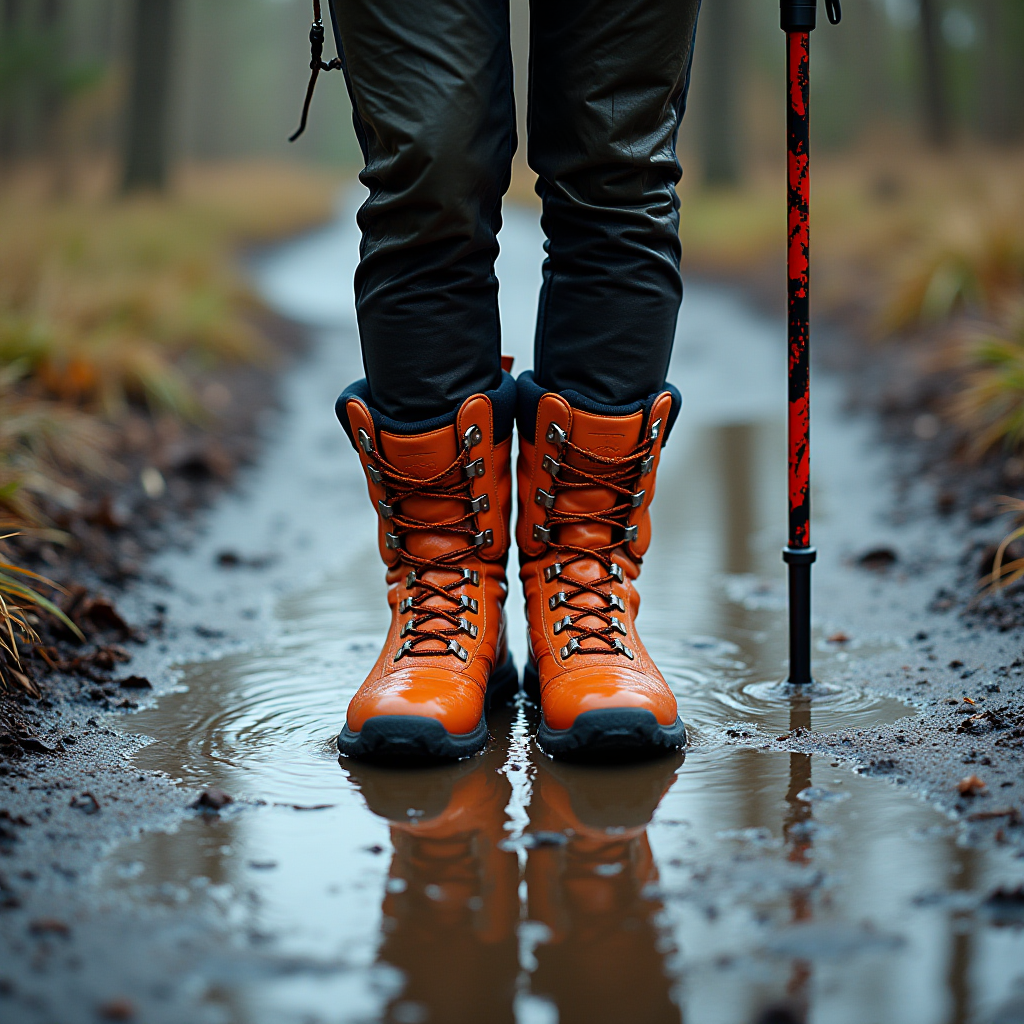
xmin=109 ymin=200 xmax=1024 ymax=1024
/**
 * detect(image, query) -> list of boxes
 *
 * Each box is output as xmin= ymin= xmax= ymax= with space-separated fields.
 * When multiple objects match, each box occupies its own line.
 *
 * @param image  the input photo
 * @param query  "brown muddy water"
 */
xmin=109 ymin=202 xmax=1024 ymax=1024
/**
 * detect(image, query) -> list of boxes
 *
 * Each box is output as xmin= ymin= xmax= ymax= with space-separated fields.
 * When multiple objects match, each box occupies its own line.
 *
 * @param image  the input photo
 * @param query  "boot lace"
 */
xmin=537 ymin=421 xmax=660 ymax=661
xmin=359 ymin=426 xmax=490 ymax=663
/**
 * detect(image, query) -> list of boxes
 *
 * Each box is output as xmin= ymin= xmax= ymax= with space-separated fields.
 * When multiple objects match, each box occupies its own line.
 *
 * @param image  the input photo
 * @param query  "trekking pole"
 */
xmin=780 ymin=0 xmax=840 ymax=685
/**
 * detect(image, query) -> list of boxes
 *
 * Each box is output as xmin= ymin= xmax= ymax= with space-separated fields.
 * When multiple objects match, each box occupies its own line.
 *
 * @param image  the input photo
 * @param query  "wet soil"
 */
xmin=1 ymin=199 xmax=1022 ymax=1024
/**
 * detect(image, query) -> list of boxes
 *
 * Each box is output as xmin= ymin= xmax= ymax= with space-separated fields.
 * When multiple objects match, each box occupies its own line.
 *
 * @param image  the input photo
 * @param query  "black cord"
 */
xmin=289 ymin=0 xmax=342 ymax=142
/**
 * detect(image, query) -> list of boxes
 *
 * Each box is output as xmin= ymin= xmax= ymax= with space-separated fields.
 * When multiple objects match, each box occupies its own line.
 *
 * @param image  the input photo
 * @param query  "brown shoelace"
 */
xmin=360 ymin=429 xmax=488 ymax=662
xmin=539 ymin=427 xmax=658 ymax=660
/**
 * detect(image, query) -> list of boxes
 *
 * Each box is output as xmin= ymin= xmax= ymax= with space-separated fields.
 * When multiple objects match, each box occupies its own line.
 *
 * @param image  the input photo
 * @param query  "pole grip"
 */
xmin=781 ymin=0 xmax=816 ymax=31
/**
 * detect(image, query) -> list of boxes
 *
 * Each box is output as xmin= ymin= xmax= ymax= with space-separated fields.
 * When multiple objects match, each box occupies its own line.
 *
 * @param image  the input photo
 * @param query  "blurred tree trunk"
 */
xmin=0 ymin=0 xmax=24 ymax=165
xmin=977 ymin=0 xmax=1021 ymax=143
xmin=122 ymin=0 xmax=177 ymax=192
xmin=917 ymin=0 xmax=950 ymax=148
xmin=700 ymin=0 xmax=741 ymax=187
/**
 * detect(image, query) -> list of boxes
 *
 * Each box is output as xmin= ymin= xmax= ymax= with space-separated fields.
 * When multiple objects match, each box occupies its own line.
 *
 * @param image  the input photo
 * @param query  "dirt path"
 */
xmin=1 ymin=199 xmax=1022 ymax=1024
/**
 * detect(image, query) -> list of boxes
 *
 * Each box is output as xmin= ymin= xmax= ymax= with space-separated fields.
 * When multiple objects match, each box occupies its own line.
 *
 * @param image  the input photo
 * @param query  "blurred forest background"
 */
xmin=1 ymin=0 xmax=1020 ymax=192
xmin=0 ymin=0 xmax=1023 ymax=685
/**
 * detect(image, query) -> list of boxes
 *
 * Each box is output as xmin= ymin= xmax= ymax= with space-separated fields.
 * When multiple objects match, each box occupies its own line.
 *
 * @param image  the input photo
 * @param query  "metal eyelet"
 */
xmin=463 ymin=424 xmax=482 ymax=449
xmin=639 ymin=455 xmax=654 ymax=475
xmin=541 ymin=455 xmax=561 ymax=478
xmin=609 ymin=617 xmax=627 ymax=636
xmin=549 ymin=591 xmax=569 ymax=611
xmin=552 ymin=615 xmax=573 ymax=635
xmin=612 ymin=639 xmax=635 ymax=660
xmin=460 ymin=568 xmax=480 ymax=586
xmin=378 ymin=499 xmax=394 ymax=519
xmin=385 ymin=532 xmax=401 ymax=549
xmin=533 ymin=524 xmax=552 ymax=543
xmin=465 ymin=458 xmax=485 ymax=478
xmin=406 ymin=571 xmax=417 ymax=588
xmin=394 ymin=639 xmax=414 ymax=661
xmin=459 ymin=617 xmax=478 ymax=639
xmin=607 ymin=594 xmax=625 ymax=612
xmin=469 ymin=494 xmax=490 ymax=513
xmin=560 ymin=637 xmax=580 ymax=659
xmin=358 ymin=428 xmax=373 ymax=454
xmin=472 ymin=529 xmax=494 ymax=547
xmin=609 ymin=563 xmax=624 ymax=582
xmin=448 ymin=640 xmax=469 ymax=661
xmin=649 ymin=418 xmax=662 ymax=440
xmin=366 ymin=464 xmax=382 ymax=484
xmin=535 ymin=488 xmax=555 ymax=508
xmin=398 ymin=597 xmax=414 ymax=613
xmin=400 ymin=620 xmax=417 ymax=637
xmin=546 ymin=423 xmax=567 ymax=445
xmin=623 ymin=525 xmax=639 ymax=542
xmin=459 ymin=595 xmax=479 ymax=614
xmin=630 ymin=489 xmax=646 ymax=508
xmin=544 ymin=562 xmax=563 ymax=583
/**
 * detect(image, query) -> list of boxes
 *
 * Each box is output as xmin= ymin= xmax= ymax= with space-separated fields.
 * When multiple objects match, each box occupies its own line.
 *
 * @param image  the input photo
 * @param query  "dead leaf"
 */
xmin=957 ymin=775 xmax=987 ymax=796
xmin=29 ymin=917 xmax=70 ymax=937
xmin=193 ymin=788 xmax=233 ymax=811
xmin=70 ymin=791 xmax=100 ymax=815
xmin=967 ymin=808 xmax=1022 ymax=824
xmin=98 ymin=997 xmax=136 ymax=1021
xmin=118 ymin=675 xmax=151 ymax=690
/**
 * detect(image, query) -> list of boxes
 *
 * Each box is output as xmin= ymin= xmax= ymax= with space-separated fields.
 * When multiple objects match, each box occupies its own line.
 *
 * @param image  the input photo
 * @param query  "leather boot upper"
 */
xmin=517 ymin=385 xmax=678 ymax=731
xmin=343 ymin=385 xmax=513 ymax=736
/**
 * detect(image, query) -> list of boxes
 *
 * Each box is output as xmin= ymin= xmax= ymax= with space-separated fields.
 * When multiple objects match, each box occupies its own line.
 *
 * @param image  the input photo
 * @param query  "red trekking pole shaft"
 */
xmin=780 ymin=0 xmax=839 ymax=685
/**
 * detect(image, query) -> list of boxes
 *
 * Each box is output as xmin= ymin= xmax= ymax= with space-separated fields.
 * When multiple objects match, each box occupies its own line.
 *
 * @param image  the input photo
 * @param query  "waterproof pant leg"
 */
xmin=527 ymin=0 xmax=701 ymax=405
xmin=333 ymin=0 xmax=701 ymax=418
xmin=332 ymin=0 xmax=516 ymax=421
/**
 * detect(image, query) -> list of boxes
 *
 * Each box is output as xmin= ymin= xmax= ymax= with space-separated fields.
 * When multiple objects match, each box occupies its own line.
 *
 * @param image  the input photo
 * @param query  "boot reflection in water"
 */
xmin=524 ymin=754 xmax=683 ymax=1024
xmin=345 ymin=735 xmax=519 ymax=1024
xmin=328 ymin=0 xmax=702 ymax=761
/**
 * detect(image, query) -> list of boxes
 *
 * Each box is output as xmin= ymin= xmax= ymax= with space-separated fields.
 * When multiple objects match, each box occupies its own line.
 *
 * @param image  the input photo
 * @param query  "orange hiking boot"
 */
xmin=336 ymin=373 xmax=518 ymax=760
xmin=516 ymin=372 xmax=686 ymax=758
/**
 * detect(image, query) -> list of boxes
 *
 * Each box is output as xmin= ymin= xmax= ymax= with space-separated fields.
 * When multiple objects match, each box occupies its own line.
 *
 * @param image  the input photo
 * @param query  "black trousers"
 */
xmin=331 ymin=0 xmax=702 ymax=421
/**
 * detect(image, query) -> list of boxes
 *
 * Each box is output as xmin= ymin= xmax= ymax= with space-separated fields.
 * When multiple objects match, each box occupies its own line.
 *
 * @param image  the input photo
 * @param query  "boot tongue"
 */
xmin=556 ymin=407 xmax=645 ymax=551
xmin=564 ymin=407 xmax=645 ymax=466
xmin=378 ymin=425 xmax=467 ymax=563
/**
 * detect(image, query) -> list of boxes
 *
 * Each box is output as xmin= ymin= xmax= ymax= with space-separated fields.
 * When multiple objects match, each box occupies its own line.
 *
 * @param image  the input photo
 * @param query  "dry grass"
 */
xmin=981 ymin=497 xmax=1024 ymax=596
xmin=0 ymin=160 xmax=341 ymax=674
xmin=0 ymin=161 xmax=341 ymax=418
xmin=952 ymin=306 xmax=1024 ymax=456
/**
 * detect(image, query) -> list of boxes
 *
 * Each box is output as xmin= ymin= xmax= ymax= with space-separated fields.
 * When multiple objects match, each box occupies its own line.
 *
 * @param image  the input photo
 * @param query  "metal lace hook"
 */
xmin=289 ymin=0 xmax=343 ymax=142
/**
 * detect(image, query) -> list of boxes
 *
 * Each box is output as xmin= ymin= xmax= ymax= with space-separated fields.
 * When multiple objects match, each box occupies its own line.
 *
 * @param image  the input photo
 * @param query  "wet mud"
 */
xmin=1 ymin=199 xmax=1023 ymax=1024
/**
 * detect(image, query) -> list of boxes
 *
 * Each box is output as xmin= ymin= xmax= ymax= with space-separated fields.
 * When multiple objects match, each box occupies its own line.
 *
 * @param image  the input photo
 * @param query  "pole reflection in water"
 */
xmin=780 ymin=691 xmax=814 ymax=1022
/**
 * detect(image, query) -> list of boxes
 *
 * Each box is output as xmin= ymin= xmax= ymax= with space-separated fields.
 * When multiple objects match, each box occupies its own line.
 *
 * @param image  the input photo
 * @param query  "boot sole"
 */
xmin=337 ymin=654 xmax=518 ymax=763
xmin=524 ymin=661 xmax=687 ymax=760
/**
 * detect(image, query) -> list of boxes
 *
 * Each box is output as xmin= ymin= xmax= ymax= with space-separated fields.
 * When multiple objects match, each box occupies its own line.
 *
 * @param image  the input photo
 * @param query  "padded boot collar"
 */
xmin=514 ymin=370 xmax=682 ymax=446
xmin=337 ymin=371 xmax=517 ymax=449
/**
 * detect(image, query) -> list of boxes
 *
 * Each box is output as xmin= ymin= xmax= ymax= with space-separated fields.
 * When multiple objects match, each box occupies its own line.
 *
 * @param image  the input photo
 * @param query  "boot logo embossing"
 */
xmin=586 ymin=431 xmax=626 ymax=455
xmin=396 ymin=451 xmax=438 ymax=473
